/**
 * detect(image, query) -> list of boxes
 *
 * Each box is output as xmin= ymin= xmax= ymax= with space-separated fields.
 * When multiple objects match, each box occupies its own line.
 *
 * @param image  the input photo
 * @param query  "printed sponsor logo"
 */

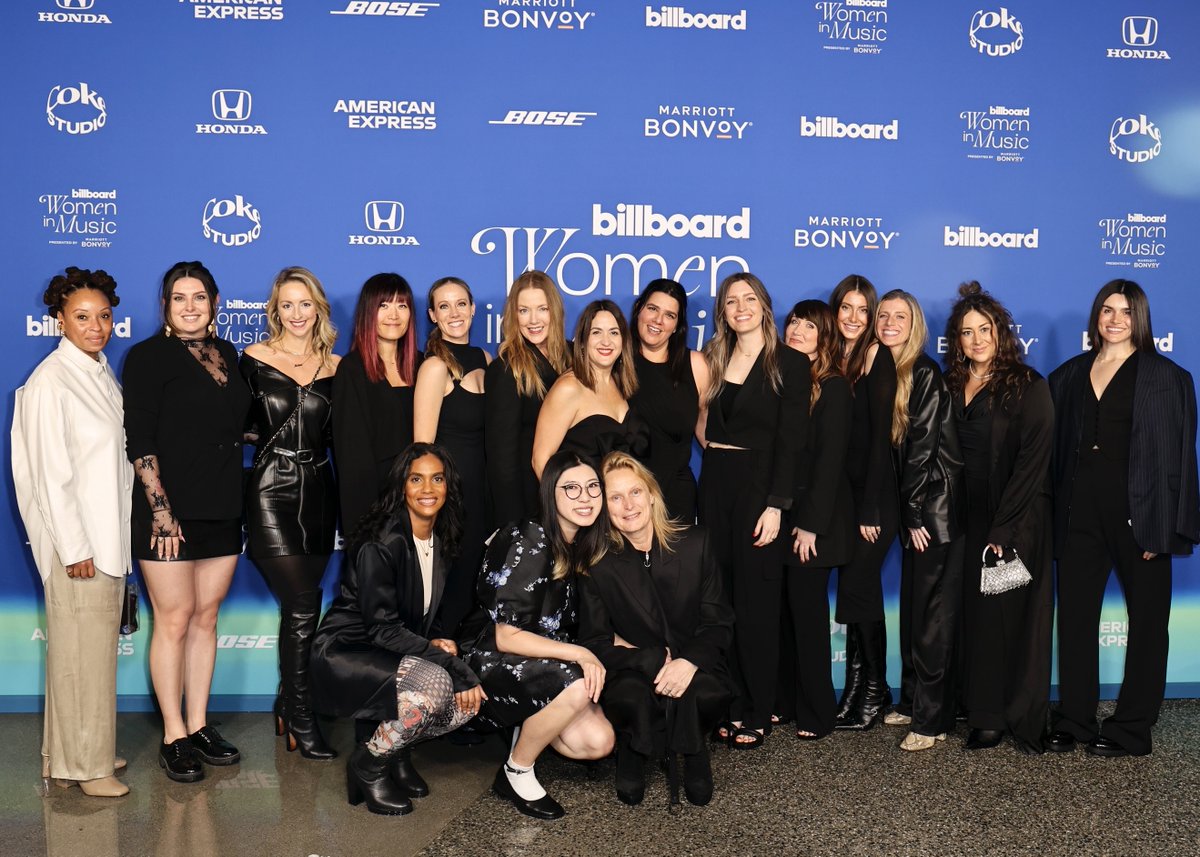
xmin=218 ymin=298 xmax=270 ymax=347
xmin=959 ymin=104 xmax=1030 ymax=163
xmin=592 ymin=203 xmax=749 ymax=239
xmin=489 ymin=110 xmax=596 ymax=127
xmin=794 ymin=215 xmax=898 ymax=250
xmin=46 ymin=82 xmax=106 ymax=135
xmin=331 ymin=1 xmax=438 ymax=16
xmin=333 ymin=98 xmax=436 ymax=130
xmin=969 ymin=7 xmax=1023 ymax=57
xmin=937 ymin=323 xmax=1037 ymax=355
xmin=815 ymin=0 xmax=887 ymax=55
xmin=26 ymin=314 xmax=131 ymax=338
xmin=202 ymin=194 xmax=262 ymax=247
xmin=645 ymin=104 xmax=751 ymax=140
xmin=215 ymin=771 xmax=280 ymax=789
xmin=1081 ymin=331 xmax=1173 ymax=352
xmin=484 ymin=1 xmax=594 ymax=30
xmin=800 ymin=115 xmax=898 ymax=140
xmin=645 ymin=6 xmax=745 ymax=30
xmin=181 ymin=0 xmax=283 ymax=20
xmin=37 ymin=0 xmax=112 ymax=24
xmin=943 ymin=225 xmax=1038 ymax=249
xmin=1109 ymin=114 xmax=1162 ymax=163
xmin=349 ymin=200 xmax=421 ymax=245
xmin=1107 ymin=15 xmax=1171 ymax=58
xmin=32 ymin=628 xmax=136 ymax=655
xmin=196 ymin=89 xmax=268 ymax=135
xmin=39 ymin=187 xmax=118 ymax=248
xmin=1099 ymin=212 xmax=1166 ymax=270
xmin=217 ymin=634 xmax=278 ymax=649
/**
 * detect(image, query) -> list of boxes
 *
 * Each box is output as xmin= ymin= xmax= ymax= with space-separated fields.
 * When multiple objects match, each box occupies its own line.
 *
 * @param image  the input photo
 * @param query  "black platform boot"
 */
xmin=837 ymin=620 xmax=891 ymax=732
xmin=346 ymin=744 xmax=413 ymax=815
xmin=280 ymin=590 xmax=337 ymax=760
xmin=834 ymin=623 xmax=864 ymax=729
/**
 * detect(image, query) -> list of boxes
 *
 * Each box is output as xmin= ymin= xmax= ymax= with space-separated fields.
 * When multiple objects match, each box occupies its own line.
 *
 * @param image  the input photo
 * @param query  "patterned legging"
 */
xmin=367 ymin=656 xmax=473 ymax=757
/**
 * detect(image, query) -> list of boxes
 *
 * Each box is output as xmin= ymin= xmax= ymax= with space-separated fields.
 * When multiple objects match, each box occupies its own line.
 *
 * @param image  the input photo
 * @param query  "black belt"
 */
xmin=270 ymin=447 xmax=327 ymax=465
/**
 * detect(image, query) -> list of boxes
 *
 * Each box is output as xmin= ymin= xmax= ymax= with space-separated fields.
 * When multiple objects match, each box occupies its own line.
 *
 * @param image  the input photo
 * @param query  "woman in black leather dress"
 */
xmin=413 ymin=277 xmax=490 ymax=639
xmin=876 ymin=290 xmax=965 ymax=752
xmin=629 ymin=279 xmax=710 ymax=522
xmin=241 ymin=266 xmax=340 ymax=760
xmin=532 ymin=299 xmax=647 ymax=476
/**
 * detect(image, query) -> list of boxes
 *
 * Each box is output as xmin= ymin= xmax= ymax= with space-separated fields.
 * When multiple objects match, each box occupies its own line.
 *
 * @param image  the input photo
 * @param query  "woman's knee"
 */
xmin=566 ymin=711 xmax=615 ymax=759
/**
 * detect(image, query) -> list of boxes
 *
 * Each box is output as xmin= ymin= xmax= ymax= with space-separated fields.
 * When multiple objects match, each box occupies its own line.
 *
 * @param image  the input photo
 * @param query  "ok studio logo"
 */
xmin=212 ymin=89 xmax=252 ymax=122
xmin=202 ymin=195 xmax=262 ymax=246
xmin=1109 ymin=114 xmax=1162 ymax=164
xmin=365 ymin=200 xmax=404 ymax=232
xmin=969 ymin=7 xmax=1023 ymax=56
xmin=46 ymin=82 xmax=106 ymax=134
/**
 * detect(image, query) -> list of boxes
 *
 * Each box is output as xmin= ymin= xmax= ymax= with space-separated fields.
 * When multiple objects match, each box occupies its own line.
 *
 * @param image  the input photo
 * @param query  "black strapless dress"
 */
xmin=559 ymin=408 xmax=651 ymax=468
xmin=631 ymin=352 xmax=699 ymax=520
xmin=241 ymin=355 xmax=337 ymax=558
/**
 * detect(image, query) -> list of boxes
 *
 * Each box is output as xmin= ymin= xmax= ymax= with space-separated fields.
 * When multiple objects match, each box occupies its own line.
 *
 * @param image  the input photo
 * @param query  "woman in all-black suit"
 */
xmin=697 ymin=273 xmax=809 ymax=748
xmin=780 ymin=301 xmax=855 ymax=740
xmin=876 ymin=290 xmax=965 ymax=752
xmin=122 ymin=261 xmax=252 ymax=782
xmin=332 ymin=273 xmax=421 ymax=539
xmin=485 ymin=270 xmax=571 ymax=522
xmin=581 ymin=452 xmax=734 ymax=807
xmin=1047 ymin=280 xmax=1199 ymax=758
xmin=311 ymin=443 xmax=484 ymax=816
xmin=944 ymin=283 xmax=1053 ymax=754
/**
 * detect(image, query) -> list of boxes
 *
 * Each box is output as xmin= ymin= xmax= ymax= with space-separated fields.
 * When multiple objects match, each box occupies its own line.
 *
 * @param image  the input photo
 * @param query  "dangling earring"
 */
xmin=163 ymin=323 xmax=172 ymax=337
xmin=208 ymin=320 xmax=217 ymax=336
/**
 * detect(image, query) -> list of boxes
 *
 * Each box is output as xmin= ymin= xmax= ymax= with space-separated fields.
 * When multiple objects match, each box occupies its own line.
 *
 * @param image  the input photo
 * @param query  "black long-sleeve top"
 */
xmin=846 ymin=344 xmax=899 ymax=528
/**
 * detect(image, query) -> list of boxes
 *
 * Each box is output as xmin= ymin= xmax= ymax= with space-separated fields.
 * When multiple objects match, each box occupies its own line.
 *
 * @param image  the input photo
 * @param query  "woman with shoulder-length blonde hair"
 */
xmin=241 ymin=266 xmax=341 ymax=760
xmin=579 ymin=452 xmax=734 ymax=807
xmin=876 ymin=289 xmax=965 ymax=752
xmin=486 ymin=270 xmax=571 ymax=521
xmin=697 ymin=272 xmax=809 ymax=748
xmin=532 ymin=299 xmax=647 ymax=477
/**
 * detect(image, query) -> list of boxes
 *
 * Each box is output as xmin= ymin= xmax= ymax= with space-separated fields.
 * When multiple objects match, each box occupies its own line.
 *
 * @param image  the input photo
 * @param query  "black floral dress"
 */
xmin=467 ymin=518 xmax=584 ymax=727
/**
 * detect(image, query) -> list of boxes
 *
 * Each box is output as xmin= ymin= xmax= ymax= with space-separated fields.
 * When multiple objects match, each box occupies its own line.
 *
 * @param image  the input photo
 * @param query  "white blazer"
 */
xmin=12 ymin=338 xmax=133 ymax=581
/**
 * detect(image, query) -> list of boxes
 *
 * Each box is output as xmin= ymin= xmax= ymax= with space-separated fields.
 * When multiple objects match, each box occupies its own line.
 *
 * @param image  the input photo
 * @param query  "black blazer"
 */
xmin=786 ymin=374 xmax=856 ymax=568
xmin=896 ymin=354 xmax=965 ymax=546
xmin=578 ymin=527 xmax=734 ymax=689
xmin=1049 ymin=350 xmax=1200 ymax=556
xmin=332 ymin=350 xmax=419 ymax=536
xmin=704 ymin=347 xmax=810 ymax=509
xmin=484 ymin=347 xmax=560 ymax=521
xmin=122 ymin=334 xmax=251 ymax=520
xmin=849 ymin=344 xmax=899 ymax=528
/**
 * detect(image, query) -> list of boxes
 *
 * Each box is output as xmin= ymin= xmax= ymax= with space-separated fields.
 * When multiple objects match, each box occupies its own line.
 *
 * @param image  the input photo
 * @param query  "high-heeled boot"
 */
xmin=346 ymin=744 xmax=413 ymax=815
xmin=833 ymin=623 xmax=863 ymax=728
xmin=280 ymin=589 xmax=337 ymax=760
xmin=838 ymin=619 xmax=891 ymax=731
xmin=390 ymin=746 xmax=429 ymax=798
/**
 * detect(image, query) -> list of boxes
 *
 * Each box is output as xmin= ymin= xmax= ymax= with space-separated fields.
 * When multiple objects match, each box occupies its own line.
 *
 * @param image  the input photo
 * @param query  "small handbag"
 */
xmin=980 ymin=546 xmax=1032 ymax=596
xmin=119 ymin=579 xmax=140 ymax=636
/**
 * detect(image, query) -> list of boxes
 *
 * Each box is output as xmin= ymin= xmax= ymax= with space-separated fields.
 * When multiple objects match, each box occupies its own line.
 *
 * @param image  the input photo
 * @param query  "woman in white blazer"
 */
xmin=12 ymin=267 xmax=134 ymax=798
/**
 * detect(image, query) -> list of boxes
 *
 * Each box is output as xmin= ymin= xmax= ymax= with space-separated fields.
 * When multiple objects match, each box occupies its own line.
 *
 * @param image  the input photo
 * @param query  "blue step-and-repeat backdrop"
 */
xmin=3 ymin=1 xmax=1199 ymax=710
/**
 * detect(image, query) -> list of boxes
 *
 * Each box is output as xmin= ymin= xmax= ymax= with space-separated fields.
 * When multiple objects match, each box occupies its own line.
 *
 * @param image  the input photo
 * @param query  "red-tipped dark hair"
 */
xmin=351 ymin=272 xmax=418 ymax=385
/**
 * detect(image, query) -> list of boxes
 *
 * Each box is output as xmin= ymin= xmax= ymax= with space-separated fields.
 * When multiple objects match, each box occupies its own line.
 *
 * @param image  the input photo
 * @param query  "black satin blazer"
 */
xmin=896 ymin=354 xmax=965 ymax=546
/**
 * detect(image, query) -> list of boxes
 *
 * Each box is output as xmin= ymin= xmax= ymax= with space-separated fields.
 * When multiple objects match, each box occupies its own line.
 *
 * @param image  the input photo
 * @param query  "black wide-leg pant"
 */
xmin=786 ymin=567 xmax=836 ymax=737
xmin=602 ymin=669 xmax=731 ymax=757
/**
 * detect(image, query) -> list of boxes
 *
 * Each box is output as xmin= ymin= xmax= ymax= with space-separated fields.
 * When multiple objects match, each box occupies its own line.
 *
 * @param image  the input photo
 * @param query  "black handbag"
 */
xmin=119 ymin=579 xmax=139 ymax=636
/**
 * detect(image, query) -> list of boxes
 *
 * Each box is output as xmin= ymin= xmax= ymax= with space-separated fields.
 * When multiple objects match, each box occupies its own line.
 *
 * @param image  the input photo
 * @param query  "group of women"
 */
xmin=13 ymin=260 xmax=1197 ymax=814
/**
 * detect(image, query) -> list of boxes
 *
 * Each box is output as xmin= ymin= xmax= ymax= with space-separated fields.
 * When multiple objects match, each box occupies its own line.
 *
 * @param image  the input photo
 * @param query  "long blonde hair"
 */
xmin=265 ymin=266 xmax=337 ymax=368
xmin=878 ymin=289 xmax=929 ymax=445
xmin=704 ymin=272 xmax=783 ymax=406
xmin=425 ymin=277 xmax=473 ymax=381
xmin=600 ymin=452 xmax=684 ymax=553
xmin=498 ymin=270 xmax=570 ymax=398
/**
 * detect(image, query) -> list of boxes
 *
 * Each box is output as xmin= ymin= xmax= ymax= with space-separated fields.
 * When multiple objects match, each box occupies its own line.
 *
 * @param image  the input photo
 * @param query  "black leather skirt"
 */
xmin=244 ymin=448 xmax=337 ymax=558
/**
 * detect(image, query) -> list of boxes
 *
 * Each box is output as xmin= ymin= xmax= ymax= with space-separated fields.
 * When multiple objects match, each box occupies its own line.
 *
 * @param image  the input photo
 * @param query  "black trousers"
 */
xmin=835 ymin=496 xmax=899 ymax=623
xmin=1055 ymin=459 xmax=1172 ymax=755
xmin=602 ymin=669 xmax=731 ymax=757
xmin=785 ymin=567 xmax=836 ymax=737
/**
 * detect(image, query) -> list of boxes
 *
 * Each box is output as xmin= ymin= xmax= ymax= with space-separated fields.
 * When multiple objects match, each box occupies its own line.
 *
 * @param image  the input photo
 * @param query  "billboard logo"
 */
xmin=197 ymin=90 xmax=268 ymax=135
xmin=1098 ymin=212 xmax=1166 ymax=270
xmin=959 ymin=105 xmax=1030 ymax=163
xmin=202 ymin=195 xmax=262 ymax=247
xmin=944 ymin=225 xmax=1038 ymax=249
xmin=1109 ymin=114 xmax=1162 ymax=163
xmin=1108 ymin=16 xmax=1169 ymax=60
xmin=484 ymin=2 xmax=594 ymax=29
xmin=645 ymin=105 xmax=751 ymax=140
xmin=800 ymin=115 xmax=897 ymax=140
xmin=38 ymin=0 xmax=111 ymax=23
xmin=350 ymin=200 xmax=420 ymax=245
xmin=816 ymin=0 xmax=887 ymax=54
xmin=794 ymin=215 xmax=898 ymax=250
xmin=969 ymin=7 xmax=1023 ymax=56
xmin=645 ymin=6 xmax=746 ymax=30
xmin=46 ymin=82 xmax=106 ymax=134
xmin=331 ymin=1 xmax=438 ymax=16
xmin=489 ymin=110 xmax=596 ymax=127
xmin=27 ymin=314 xmax=130 ymax=338
xmin=593 ymin=203 xmax=750 ymax=239
xmin=40 ymin=188 xmax=118 ymax=248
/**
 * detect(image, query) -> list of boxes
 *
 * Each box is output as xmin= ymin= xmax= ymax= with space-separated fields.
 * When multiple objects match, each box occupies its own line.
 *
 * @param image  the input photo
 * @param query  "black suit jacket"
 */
xmin=896 ymin=354 xmax=965 ymax=546
xmin=1049 ymin=350 xmax=1200 ymax=556
xmin=578 ymin=528 xmax=734 ymax=689
xmin=121 ymin=333 xmax=251 ymax=519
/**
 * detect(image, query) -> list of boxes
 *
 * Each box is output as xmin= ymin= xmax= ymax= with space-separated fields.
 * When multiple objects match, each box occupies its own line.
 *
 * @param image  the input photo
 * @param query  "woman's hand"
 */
xmin=859 ymin=524 xmax=881 ymax=543
xmin=792 ymin=527 xmax=818 ymax=564
xmin=574 ymin=648 xmax=607 ymax=703
xmin=909 ymin=526 xmax=931 ymax=553
xmin=150 ymin=509 xmax=185 ymax=561
xmin=752 ymin=506 xmax=781 ymax=547
xmin=654 ymin=657 xmax=698 ymax=698
xmin=454 ymin=685 xmax=487 ymax=717
xmin=430 ymin=638 xmax=458 ymax=656
xmin=65 ymin=558 xmax=96 ymax=579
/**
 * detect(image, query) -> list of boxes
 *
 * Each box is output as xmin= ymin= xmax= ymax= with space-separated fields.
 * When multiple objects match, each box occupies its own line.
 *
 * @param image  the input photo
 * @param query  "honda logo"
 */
xmin=212 ymin=90 xmax=252 ymax=122
xmin=56 ymin=0 xmax=94 ymax=8
xmin=364 ymin=200 xmax=404 ymax=233
xmin=1122 ymin=16 xmax=1157 ymax=47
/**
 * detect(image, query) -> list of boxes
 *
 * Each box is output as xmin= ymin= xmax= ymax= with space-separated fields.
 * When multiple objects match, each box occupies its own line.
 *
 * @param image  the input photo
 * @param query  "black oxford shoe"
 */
xmin=964 ymin=728 xmax=1005 ymax=750
xmin=159 ymin=738 xmax=204 ymax=783
xmin=1045 ymin=730 xmax=1077 ymax=753
xmin=1084 ymin=736 xmax=1130 ymax=758
xmin=189 ymin=725 xmax=241 ymax=765
xmin=491 ymin=766 xmax=565 ymax=820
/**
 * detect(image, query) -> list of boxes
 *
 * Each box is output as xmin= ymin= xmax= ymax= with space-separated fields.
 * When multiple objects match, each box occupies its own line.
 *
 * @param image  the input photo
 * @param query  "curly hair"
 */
xmin=43 ymin=266 xmax=119 ymax=315
xmin=943 ymin=281 xmax=1035 ymax=408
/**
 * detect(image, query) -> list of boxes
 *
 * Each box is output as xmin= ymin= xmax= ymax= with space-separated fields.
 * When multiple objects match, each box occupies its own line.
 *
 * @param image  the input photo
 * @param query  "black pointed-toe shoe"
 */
xmin=189 ymin=726 xmax=241 ymax=766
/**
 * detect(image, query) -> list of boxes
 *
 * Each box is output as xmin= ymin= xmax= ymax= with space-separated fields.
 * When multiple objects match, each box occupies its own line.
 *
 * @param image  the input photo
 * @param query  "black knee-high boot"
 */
xmin=834 ymin=623 xmax=864 ymax=728
xmin=838 ymin=620 xmax=891 ymax=731
xmin=280 ymin=589 xmax=336 ymax=759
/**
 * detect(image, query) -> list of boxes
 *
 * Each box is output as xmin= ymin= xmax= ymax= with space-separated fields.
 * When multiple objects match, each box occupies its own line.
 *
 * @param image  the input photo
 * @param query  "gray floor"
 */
xmin=5 ymin=701 xmax=1200 ymax=857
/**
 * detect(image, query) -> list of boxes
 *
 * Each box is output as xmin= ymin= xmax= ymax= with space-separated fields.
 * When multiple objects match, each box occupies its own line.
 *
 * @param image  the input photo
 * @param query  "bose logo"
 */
xmin=56 ymin=0 xmax=93 ymax=8
xmin=1109 ymin=114 xmax=1162 ymax=164
xmin=331 ymin=2 xmax=439 ymax=16
xmin=202 ymin=195 xmax=262 ymax=247
xmin=46 ymin=82 xmax=106 ymax=135
xmin=212 ymin=89 xmax=251 ymax=121
xmin=489 ymin=110 xmax=596 ymax=127
xmin=1122 ymin=16 xmax=1157 ymax=47
xmin=365 ymin=200 xmax=404 ymax=232
xmin=969 ymin=7 xmax=1023 ymax=57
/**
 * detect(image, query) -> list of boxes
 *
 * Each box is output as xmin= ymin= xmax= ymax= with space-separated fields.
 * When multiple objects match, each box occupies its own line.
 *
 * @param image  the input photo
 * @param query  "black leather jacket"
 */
xmin=895 ymin=354 xmax=965 ymax=546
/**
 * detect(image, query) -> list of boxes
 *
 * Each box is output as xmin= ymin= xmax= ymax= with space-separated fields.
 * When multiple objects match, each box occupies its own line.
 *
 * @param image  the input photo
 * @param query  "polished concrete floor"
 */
xmin=5 ymin=701 xmax=1200 ymax=857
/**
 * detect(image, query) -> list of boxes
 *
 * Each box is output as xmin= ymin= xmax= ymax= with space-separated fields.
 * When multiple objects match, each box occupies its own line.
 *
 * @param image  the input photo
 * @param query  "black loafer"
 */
xmin=1045 ymin=730 xmax=1077 ymax=753
xmin=491 ymin=766 xmax=565 ymax=820
xmin=1084 ymin=736 xmax=1129 ymax=758
xmin=964 ymin=728 xmax=1005 ymax=750
xmin=189 ymin=725 xmax=241 ymax=766
xmin=159 ymin=738 xmax=204 ymax=783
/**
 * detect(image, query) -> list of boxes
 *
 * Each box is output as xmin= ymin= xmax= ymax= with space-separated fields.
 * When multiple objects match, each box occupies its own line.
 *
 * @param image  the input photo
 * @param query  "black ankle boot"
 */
xmin=346 ymin=744 xmax=413 ymax=815
xmin=683 ymin=745 xmax=713 ymax=806
xmin=390 ymin=747 xmax=430 ymax=798
xmin=280 ymin=590 xmax=336 ymax=760
xmin=834 ymin=623 xmax=864 ymax=727
xmin=837 ymin=620 xmax=890 ymax=732
xmin=615 ymin=735 xmax=646 ymax=806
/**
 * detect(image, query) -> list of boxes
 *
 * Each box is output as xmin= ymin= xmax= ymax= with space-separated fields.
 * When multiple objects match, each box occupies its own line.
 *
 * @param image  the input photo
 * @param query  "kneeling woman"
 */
xmin=468 ymin=450 xmax=615 ymax=820
xmin=581 ymin=452 xmax=734 ymax=807
xmin=310 ymin=443 xmax=485 ymax=816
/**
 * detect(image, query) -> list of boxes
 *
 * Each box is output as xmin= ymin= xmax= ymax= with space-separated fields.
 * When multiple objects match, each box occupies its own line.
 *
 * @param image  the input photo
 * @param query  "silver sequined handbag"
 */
xmin=980 ymin=546 xmax=1032 ymax=595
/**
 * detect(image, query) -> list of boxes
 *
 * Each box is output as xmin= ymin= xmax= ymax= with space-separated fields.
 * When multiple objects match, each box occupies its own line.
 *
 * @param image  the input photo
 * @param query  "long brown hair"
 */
xmin=828 ymin=273 xmax=879 ymax=384
xmin=785 ymin=300 xmax=843 ymax=413
xmin=1087 ymin=278 xmax=1156 ymax=354
xmin=572 ymin=299 xmax=638 ymax=398
xmin=878 ymin=289 xmax=929 ymax=445
xmin=943 ymin=281 xmax=1035 ymax=407
xmin=703 ymin=272 xmax=782 ymax=405
xmin=425 ymin=277 xmax=473 ymax=381
xmin=498 ymin=270 xmax=570 ymax=398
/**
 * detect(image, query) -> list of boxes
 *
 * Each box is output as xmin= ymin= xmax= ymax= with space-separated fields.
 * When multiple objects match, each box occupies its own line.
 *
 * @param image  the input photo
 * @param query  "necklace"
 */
xmin=414 ymin=535 xmax=434 ymax=560
xmin=969 ymin=366 xmax=993 ymax=381
xmin=280 ymin=347 xmax=313 ymax=368
xmin=643 ymin=549 xmax=651 ymax=568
